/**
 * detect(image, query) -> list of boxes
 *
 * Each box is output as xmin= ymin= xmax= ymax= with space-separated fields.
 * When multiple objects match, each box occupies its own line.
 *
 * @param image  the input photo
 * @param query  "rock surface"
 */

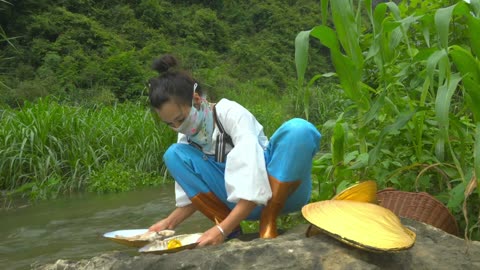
xmin=35 ymin=219 xmax=480 ymax=270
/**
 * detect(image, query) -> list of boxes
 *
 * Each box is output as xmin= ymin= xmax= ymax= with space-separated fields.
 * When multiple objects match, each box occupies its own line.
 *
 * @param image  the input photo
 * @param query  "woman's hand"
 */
xmin=148 ymin=219 xmax=170 ymax=232
xmin=148 ymin=204 xmax=197 ymax=232
xmin=195 ymin=199 xmax=257 ymax=247
xmin=196 ymin=225 xmax=225 ymax=247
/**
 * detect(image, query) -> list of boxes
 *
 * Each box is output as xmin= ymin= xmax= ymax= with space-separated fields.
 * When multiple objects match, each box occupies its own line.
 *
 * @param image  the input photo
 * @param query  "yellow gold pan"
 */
xmin=332 ymin=180 xmax=377 ymax=203
xmin=302 ymin=200 xmax=416 ymax=252
xmin=103 ymin=229 xmax=175 ymax=247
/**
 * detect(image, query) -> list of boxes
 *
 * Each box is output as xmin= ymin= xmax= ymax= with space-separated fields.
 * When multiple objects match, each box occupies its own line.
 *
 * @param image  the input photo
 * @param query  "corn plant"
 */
xmin=297 ymin=0 xmax=480 ymax=240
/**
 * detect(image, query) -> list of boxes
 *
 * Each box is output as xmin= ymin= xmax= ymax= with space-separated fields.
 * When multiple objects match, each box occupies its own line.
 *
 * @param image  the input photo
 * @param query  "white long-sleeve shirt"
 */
xmin=174 ymin=98 xmax=272 ymax=207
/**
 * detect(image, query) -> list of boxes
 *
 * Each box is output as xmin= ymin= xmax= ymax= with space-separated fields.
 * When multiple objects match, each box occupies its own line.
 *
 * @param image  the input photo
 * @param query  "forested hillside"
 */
xmin=0 ymin=0 xmax=328 ymax=106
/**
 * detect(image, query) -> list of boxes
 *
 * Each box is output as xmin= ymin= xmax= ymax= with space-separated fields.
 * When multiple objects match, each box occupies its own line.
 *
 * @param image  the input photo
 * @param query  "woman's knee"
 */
xmin=163 ymin=143 xmax=189 ymax=169
xmin=281 ymin=118 xmax=321 ymax=148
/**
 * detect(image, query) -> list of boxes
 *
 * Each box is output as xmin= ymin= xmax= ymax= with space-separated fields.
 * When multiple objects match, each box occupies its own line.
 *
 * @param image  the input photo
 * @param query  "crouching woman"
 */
xmin=148 ymin=54 xmax=321 ymax=247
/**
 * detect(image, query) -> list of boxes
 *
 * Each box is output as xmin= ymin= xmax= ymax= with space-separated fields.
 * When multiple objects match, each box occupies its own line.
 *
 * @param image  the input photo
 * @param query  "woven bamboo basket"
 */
xmin=376 ymin=188 xmax=459 ymax=236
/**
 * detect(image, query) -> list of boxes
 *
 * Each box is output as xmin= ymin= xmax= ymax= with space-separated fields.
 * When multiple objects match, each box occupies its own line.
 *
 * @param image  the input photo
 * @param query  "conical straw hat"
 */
xmin=302 ymin=200 xmax=416 ymax=252
xmin=332 ymin=180 xmax=377 ymax=203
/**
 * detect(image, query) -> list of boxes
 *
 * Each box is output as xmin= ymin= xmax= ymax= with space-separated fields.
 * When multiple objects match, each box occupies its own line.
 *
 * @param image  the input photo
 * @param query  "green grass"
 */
xmin=0 ymin=97 xmax=175 ymax=200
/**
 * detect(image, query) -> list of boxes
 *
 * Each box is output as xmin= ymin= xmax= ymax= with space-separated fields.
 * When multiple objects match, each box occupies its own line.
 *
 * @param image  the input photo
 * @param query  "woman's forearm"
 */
xmin=165 ymin=204 xmax=197 ymax=229
xmin=218 ymin=199 xmax=257 ymax=236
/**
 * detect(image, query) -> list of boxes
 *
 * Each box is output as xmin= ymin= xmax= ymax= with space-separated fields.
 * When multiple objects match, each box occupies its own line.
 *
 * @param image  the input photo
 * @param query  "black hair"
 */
xmin=148 ymin=54 xmax=203 ymax=109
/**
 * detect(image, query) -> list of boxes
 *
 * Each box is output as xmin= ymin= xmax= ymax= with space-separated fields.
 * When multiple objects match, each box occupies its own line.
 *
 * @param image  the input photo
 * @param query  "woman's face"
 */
xmin=155 ymin=100 xmax=191 ymax=129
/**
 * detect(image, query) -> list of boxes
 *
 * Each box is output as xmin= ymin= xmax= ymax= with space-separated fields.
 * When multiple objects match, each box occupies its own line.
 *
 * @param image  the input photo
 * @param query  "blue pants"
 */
xmin=164 ymin=118 xmax=321 ymax=220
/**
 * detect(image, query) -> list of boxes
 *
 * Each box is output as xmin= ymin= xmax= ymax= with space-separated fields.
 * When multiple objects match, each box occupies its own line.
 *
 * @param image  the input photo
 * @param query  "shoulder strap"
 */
xmin=213 ymin=105 xmax=224 ymax=132
xmin=213 ymin=105 xmax=233 ymax=146
xmin=213 ymin=105 xmax=234 ymax=163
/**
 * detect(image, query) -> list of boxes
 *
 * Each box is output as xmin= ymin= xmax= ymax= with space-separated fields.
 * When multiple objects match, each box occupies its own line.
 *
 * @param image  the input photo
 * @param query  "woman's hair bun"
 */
xmin=152 ymin=54 xmax=178 ymax=74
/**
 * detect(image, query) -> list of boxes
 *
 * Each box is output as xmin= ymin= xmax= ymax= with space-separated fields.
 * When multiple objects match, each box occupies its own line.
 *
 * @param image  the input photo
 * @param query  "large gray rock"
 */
xmin=35 ymin=219 xmax=480 ymax=270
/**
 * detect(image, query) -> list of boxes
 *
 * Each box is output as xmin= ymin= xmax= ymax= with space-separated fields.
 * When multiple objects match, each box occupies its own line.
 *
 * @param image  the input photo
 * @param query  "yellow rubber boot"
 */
xmin=190 ymin=192 xmax=242 ymax=239
xmin=259 ymin=176 xmax=301 ymax=238
xmin=190 ymin=192 xmax=231 ymax=224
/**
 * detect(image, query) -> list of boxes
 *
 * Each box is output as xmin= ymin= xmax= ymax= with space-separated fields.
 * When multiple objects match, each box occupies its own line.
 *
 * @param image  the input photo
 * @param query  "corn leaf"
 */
xmin=434 ymin=74 xmax=462 ymax=161
xmin=363 ymin=86 xmax=386 ymax=125
xmin=467 ymin=16 xmax=480 ymax=58
xmin=330 ymin=0 xmax=363 ymax=66
xmin=426 ymin=49 xmax=448 ymax=95
xmin=295 ymin=30 xmax=312 ymax=87
xmin=310 ymin=26 xmax=362 ymax=107
xmin=475 ymin=123 xmax=480 ymax=195
xmin=365 ymin=0 xmax=373 ymax=27
xmin=332 ymin=121 xmax=346 ymax=166
xmin=310 ymin=25 xmax=339 ymax=51
xmin=421 ymin=14 xmax=434 ymax=47
xmin=385 ymin=2 xmax=401 ymax=20
xmin=471 ymin=0 xmax=480 ymax=16
xmin=369 ymin=110 xmax=415 ymax=166
xmin=321 ymin=0 xmax=329 ymax=25
xmin=449 ymin=45 xmax=480 ymax=121
xmin=435 ymin=5 xmax=456 ymax=49
xmin=373 ymin=3 xmax=387 ymax=32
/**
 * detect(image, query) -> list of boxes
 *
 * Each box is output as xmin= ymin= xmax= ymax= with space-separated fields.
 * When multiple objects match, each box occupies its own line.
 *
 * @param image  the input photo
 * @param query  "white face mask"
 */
xmin=173 ymin=83 xmax=203 ymax=136
xmin=173 ymin=83 xmax=215 ymax=152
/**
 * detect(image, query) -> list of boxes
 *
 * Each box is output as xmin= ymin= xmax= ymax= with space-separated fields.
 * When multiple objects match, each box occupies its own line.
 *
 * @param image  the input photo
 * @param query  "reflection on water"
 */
xmin=0 ymin=184 xmax=212 ymax=270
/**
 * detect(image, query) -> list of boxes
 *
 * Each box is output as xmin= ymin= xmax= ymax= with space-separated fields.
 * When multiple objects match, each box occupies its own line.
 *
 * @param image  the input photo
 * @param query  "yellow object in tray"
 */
xmin=167 ymin=239 xmax=182 ymax=249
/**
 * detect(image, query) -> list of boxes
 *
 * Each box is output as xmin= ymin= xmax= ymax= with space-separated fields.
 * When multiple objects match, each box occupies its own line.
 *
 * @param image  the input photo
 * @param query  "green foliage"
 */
xmin=297 ymin=0 xmax=480 ymax=239
xmin=7 ymin=175 xmax=62 ymax=201
xmin=0 ymin=0 xmax=324 ymax=105
xmin=135 ymin=0 xmax=174 ymax=30
xmin=217 ymin=81 xmax=289 ymax=136
xmin=0 ymin=98 xmax=174 ymax=199
xmin=87 ymin=161 xmax=161 ymax=194
xmin=187 ymin=8 xmax=229 ymax=52
xmin=103 ymin=51 xmax=146 ymax=101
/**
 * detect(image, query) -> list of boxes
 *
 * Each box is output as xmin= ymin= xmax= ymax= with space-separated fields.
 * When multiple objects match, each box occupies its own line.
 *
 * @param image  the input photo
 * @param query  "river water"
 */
xmin=0 ymin=184 xmax=212 ymax=270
